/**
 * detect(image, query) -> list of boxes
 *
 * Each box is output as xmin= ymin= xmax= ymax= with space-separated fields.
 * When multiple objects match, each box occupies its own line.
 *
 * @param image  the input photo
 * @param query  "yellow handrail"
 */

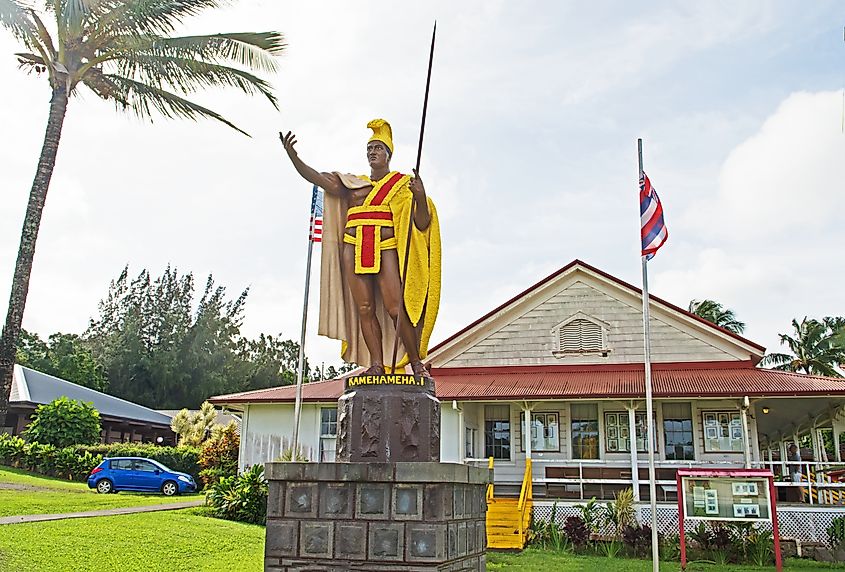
xmin=517 ymin=458 xmax=533 ymax=540
xmin=487 ymin=457 xmax=494 ymax=501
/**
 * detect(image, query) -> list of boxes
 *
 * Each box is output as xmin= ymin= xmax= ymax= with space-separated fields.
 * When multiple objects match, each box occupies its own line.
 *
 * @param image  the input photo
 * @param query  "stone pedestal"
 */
xmin=337 ymin=374 xmax=440 ymax=463
xmin=264 ymin=462 xmax=490 ymax=572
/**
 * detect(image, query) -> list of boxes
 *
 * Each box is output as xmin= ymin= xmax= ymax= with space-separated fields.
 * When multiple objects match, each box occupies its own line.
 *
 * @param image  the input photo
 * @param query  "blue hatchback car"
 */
xmin=87 ymin=457 xmax=197 ymax=496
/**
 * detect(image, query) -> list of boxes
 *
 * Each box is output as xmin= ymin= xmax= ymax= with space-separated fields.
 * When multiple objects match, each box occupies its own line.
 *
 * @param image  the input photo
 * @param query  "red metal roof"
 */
xmin=209 ymin=362 xmax=845 ymax=404
xmin=427 ymin=260 xmax=766 ymax=358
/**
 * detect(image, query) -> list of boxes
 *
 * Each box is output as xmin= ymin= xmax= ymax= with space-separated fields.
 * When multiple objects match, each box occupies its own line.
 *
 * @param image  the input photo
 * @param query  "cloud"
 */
xmin=654 ymin=90 xmax=845 ymax=354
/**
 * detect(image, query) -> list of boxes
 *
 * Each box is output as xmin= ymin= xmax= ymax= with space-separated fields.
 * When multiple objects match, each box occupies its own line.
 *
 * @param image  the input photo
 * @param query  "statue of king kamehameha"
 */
xmin=280 ymin=120 xmax=441 ymax=377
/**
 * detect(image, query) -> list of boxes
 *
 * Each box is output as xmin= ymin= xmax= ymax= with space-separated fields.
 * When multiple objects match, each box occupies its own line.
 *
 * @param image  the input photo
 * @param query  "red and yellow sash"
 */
xmin=344 ymin=171 xmax=411 ymax=274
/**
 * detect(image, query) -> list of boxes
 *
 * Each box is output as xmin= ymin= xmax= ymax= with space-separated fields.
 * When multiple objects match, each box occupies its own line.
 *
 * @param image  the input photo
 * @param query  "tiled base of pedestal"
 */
xmin=264 ymin=462 xmax=490 ymax=572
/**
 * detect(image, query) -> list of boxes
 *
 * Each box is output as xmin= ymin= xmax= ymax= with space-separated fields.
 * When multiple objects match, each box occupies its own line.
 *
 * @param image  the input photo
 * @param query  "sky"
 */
xmin=0 ymin=1 xmax=843 ymax=372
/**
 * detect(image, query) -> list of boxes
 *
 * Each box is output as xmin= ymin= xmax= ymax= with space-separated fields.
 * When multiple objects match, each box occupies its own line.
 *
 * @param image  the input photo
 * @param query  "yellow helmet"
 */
xmin=367 ymin=118 xmax=394 ymax=155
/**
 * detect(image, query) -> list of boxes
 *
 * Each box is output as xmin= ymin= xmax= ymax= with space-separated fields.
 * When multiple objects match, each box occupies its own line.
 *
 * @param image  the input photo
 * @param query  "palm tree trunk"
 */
xmin=0 ymin=85 xmax=69 ymax=428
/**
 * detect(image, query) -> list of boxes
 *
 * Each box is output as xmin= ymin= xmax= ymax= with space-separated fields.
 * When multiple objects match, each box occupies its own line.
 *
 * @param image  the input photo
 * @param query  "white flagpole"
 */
xmin=638 ymin=138 xmax=660 ymax=572
xmin=291 ymin=185 xmax=319 ymax=457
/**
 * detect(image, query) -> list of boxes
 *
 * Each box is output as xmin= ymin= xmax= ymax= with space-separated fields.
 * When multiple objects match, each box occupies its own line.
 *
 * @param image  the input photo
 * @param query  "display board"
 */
xmin=677 ymin=468 xmax=782 ymax=572
xmin=681 ymin=476 xmax=771 ymax=521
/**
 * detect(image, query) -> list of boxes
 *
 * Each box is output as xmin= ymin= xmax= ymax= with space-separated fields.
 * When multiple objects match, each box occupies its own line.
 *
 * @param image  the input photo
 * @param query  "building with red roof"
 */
xmin=211 ymin=261 xmax=845 ymax=508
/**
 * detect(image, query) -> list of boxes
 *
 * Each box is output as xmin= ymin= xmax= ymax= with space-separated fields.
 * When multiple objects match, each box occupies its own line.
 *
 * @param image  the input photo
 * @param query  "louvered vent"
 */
xmin=557 ymin=319 xmax=605 ymax=354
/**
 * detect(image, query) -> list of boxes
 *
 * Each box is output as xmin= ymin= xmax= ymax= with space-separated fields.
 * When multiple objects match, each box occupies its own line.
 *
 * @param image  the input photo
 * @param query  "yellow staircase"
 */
xmin=486 ymin=457 xmax=533 ymax=550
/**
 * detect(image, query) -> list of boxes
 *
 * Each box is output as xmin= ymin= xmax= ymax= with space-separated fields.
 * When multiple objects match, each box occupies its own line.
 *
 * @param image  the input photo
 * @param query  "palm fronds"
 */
xmin=688 ymin=299 xmax=746 ymax=334
xmin=761 ymin=317 xmax=845 ymax=377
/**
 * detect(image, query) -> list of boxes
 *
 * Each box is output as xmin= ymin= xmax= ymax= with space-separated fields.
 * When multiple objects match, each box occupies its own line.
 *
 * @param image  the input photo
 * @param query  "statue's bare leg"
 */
xmin=341 ymin=243 xmax=384 ymax=372
xmin=378 ymin=248 xmax=424 ymax=371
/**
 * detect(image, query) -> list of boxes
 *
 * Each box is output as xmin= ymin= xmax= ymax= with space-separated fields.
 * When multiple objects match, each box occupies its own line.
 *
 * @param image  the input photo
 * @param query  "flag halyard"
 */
xmin=639 ymin=172 xmax=667 ymax=260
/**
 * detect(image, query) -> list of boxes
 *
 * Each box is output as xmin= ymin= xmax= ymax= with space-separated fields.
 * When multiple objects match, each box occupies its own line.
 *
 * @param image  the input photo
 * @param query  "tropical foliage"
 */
xmin=171 ymin=401 xmax=218 ymax=447
xmin=22 ymin=397 xmax=101 ymax=447
xmin=761 ymin=317 xmax=845 ymax=377
xmin=688 ymin=299 xmax=746 ymax=334
xmin=206 ymin=463 xmax=268 ymax=525
xmin=198 ymin=421 xmax=240 ymax=488
xmin=0 ymin=0 xmax=283 ymax=428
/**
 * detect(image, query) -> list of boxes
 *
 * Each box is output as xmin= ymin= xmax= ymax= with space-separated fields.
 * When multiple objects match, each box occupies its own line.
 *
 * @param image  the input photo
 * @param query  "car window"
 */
xmin=133 ymin=460 xmax=157 ymax=472
xmin=110 ymin=459 xmax=132 ymax=471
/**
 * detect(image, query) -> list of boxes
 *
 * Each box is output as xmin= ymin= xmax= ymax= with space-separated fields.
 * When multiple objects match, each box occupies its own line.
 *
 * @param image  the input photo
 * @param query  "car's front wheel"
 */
xmin=161 ymin=480 xmax=179 ymax=496
xmin=96 ymin=479 xmax=113 ymax=494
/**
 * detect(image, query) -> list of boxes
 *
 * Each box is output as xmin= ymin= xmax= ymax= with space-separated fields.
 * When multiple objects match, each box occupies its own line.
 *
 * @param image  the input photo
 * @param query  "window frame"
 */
xmin=701 ymin=410 xmax=744 ymax=452
xmin=662 ymin=402 xmax=695 ymax=461
xmin=484 ymin=405 xmax=512 ymax=461
xmin=520 ymin=412 xmax=561 ymax=453
xmin=570 ymin=403 xmax=600 ymax=460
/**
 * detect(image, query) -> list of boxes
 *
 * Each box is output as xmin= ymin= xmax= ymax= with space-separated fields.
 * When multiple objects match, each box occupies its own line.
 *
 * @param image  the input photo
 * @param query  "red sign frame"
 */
xmin=676 ymin=468 xmax=782 ymax=572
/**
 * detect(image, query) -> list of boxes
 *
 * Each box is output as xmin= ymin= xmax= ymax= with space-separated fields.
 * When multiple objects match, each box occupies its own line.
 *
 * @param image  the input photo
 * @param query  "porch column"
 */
xmin=810 ymin=425 xmax=821 ymax=463
xmin=627 ymin=405 xmax=641 ymax=501
xmin=833 ymin=421 xmax=842 ymax=463
xmin=740 ymin=397 xmax=751 ymax=468
xmin=779 ymin=440 xmax=788 ymax=478
xmin=523 ymin=408 xmax=532 ymax=460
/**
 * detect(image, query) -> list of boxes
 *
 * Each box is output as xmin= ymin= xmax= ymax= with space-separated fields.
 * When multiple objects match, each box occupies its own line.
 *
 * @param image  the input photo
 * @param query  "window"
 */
xmin=702 ymin=411 xmax=743 ymax=452
xmin=528 ymin=412 xmax=560 ymax=452
xmin=604 ymin=411 xmax=649 ymax=453
xmin=465 ymin=427 xmax=476 ymax=459
xmin=552 ymin=315 xmax=609 ymax=357
xmin=110 ymin=459 xmax=132 ymax=471
xmin=571 ymin=404 xmax=599 ymax=459
xmin=133 ymin=460 xmax=157 ymax=472
xmin=320 ymin=408 xmax=338 ymax=462
xmin=485 ymin=405 xmax=511 ymax=460
xmin=663 ymin=403 xmax=694 ymax=460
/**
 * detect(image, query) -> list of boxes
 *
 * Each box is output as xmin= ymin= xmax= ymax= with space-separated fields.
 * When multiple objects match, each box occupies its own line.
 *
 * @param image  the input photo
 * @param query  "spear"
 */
xmin=390 ymin=21 xmax=436 ymax=373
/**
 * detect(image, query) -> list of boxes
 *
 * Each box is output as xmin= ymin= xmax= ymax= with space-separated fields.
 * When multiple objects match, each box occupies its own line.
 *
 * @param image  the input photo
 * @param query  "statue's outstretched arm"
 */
xmin=279 ymin=131 xmax=344 ymax=196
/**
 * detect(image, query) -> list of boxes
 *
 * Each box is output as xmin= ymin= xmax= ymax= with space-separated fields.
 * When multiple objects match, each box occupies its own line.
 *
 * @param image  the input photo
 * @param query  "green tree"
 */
xmin=23 ymin=396 xmax=101 ymax=447
xmin=16 ymin=330 xmax=107 ymax=391
xmin=0 ymin=0 xmax=283 ymax=427
xmin=761 ymin=317 xmax=845 ymax=377
xmin=688 ymin=299 xmax=746 ymax=334
xmin=85 ymin=266 xmax=249 ymax=408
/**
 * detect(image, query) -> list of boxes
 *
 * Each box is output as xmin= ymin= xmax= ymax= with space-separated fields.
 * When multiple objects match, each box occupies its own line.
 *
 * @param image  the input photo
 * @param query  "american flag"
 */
xmin=639 ymin=172 xmax=667 ymax=260
xmin=309 ymin=185 xmax=323 ymax=243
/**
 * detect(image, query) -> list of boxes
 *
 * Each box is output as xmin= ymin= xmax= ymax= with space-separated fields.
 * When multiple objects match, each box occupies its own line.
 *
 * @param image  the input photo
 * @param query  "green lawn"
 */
xmin=487 ymin=549 xmax=845 ymax=571
xmin=0 ymin=466 xmax=200 ymax=517
xmin=0 ymin=510 xmax=265 ymax=572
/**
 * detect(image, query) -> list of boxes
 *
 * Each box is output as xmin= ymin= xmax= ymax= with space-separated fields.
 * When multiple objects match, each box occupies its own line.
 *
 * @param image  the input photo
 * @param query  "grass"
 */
xmin=0 ymin=510 xmax=265 ymax=572
xmin=0 ymin=466 xmax=200 ymax=517
xmin=487 ymin=549 xmax=845 ymax=571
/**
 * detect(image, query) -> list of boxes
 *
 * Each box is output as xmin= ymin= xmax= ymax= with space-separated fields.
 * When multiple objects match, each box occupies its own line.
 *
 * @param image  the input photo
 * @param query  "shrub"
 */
xmin=622 ymin=524 xmax=655 ymax=557
xmin=748 ymin=529 xmax=773 ymax=566
xmin=528 ymin=504 xmax=570 ymax=551
xmin=206 ymin=464 xmax=268 ymax=525
xmin=828 ymin=516 xmax=845 ymax=549
xmin=198 ymin=422 xmax=240 ymax=488
xmin=0 ymin=433 xmax=101 ymax=480
xmin=22 ymin=397 xmax=101 ymax=447
xmin=74 ymin=443 xmax=201 ymax=481
xmin=563 ymin=515 xmax=590 ymax=546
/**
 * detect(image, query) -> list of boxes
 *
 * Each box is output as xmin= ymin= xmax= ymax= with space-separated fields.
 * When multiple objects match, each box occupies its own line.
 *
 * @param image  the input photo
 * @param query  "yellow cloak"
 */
xmin=317 ymin=172 xmax=441 ymax=372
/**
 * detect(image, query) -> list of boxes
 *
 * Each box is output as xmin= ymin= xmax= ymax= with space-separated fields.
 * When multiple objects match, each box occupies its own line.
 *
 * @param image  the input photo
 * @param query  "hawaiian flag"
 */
xmin=639 ymin=172 xmax=667 ymax=260
xmin=309 ymin=185 xmax=323 ymax=243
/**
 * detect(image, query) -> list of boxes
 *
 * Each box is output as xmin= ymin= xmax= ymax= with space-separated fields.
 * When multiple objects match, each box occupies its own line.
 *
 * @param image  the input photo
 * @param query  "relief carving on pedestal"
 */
xmin=400 ymin=396 xmax=420 ymax=456
xmin=360 ymin=396 xmax=382 ymax=458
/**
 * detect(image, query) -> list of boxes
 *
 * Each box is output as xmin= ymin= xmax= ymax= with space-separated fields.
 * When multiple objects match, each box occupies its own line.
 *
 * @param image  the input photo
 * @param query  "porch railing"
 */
xmin=466 ymin=457 xmax=845 ymax=505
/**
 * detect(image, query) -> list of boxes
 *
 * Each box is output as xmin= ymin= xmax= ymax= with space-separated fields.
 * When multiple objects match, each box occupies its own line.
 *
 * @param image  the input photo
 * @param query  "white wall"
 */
xmin=238 ymin=403 xmax=323 ymax=470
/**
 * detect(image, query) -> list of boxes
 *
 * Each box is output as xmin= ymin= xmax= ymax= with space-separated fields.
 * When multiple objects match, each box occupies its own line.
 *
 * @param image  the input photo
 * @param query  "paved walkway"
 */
xmin=0 ymin=499 xmax=204 ymax=525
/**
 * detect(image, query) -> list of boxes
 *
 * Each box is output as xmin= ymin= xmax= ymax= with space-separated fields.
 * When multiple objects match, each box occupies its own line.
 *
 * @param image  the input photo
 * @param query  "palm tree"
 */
xmin=688 ymin=299 xmax=746 ymax=334
xmin=0 ymin=0 xmax=284 ymax=427
xmin=761 ymin=317 xmax=845 ymax=377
